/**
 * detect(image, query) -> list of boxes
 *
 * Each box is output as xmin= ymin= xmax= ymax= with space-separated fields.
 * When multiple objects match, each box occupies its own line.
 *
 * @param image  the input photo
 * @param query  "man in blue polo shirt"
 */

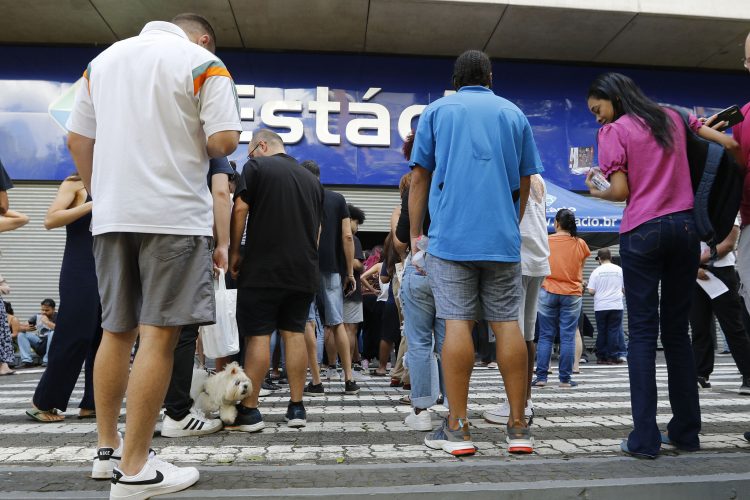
xmin=409 ymin=50 xmax=543 ymax=456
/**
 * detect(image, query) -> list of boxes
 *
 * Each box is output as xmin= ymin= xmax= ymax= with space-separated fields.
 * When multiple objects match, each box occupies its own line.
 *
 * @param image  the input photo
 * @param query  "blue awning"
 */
xmin=545 ymin=181 xmax=622 ymax=233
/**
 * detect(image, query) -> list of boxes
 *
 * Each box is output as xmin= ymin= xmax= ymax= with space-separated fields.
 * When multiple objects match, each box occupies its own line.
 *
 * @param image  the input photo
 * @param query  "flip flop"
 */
xmin=620 ymin=440 xmax=657 ymax=459
xmin=371 ymin=371 xmax=388 ymax=377
xmin=77 ymin=412 xmax=96 ymax=420
xmin=26 ymin=408 xmax=65 ymax=423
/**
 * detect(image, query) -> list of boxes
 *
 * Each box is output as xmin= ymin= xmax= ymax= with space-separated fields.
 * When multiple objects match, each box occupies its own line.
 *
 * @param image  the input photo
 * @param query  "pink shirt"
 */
xmin=732 ymin=102 xmax=750 ymax=226
xmin=598 ymin=108 xmax=701 ymax=233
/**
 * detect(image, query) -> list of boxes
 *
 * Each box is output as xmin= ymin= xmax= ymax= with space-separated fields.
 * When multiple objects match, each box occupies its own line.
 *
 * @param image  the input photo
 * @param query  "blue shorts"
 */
xmin=426 ymin=254 xmax=521 ymax=322
xmin=319 ymin=272 xmax=344 ymax=326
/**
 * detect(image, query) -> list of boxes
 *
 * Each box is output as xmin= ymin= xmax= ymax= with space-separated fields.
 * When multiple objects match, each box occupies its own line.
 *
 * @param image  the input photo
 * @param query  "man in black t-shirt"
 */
xmin=228 ymin=130 xmax=324 ymax=431
xmin=344 ymin=204 xmax=366 ymax=367
xmin=300 ymin=160 xmax=359 ymax=395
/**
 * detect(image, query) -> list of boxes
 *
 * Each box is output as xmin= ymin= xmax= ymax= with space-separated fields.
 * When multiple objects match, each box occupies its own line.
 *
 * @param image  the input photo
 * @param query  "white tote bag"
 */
xmin=200 ymin=269 xmax=240 ymax=359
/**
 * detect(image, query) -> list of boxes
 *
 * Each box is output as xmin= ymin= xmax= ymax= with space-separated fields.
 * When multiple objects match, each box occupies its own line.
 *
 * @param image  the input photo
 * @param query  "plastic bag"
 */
xmin=200 ymin=269 xmax=240 ymax=359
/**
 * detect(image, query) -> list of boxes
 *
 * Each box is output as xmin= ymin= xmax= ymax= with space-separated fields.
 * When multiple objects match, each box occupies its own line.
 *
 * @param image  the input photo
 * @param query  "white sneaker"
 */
xmin=483 ymin=401 xmax=534 ymax=424
xmin=161 ymin=410 xmax=222 ymax=438
xmin=110 ymin=453 xmax=199 ymax=500
xmin=91 ymin=431 xmax=122 ymax=479
xmin=404 ymin=408 xmax=432 ymax=431
xmin=326 ymin=367 xmax=340 ymax=381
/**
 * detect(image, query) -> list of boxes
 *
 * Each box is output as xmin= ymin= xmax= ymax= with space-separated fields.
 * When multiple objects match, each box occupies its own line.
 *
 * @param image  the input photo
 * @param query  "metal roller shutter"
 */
xmin=331 ymin=187 xmax=401 ymax=233
xmin=1 ymin=183 xmax=65 ymax=319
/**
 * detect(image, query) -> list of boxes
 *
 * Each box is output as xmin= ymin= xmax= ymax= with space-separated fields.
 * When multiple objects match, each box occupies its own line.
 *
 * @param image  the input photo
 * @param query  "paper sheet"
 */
xmin=696 ymin=270 xmax=729 ymax=299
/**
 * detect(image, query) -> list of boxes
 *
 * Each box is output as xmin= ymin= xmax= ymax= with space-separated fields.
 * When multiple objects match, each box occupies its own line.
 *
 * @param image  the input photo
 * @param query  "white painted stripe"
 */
xmin=0 ymin=412 xmax=747 ymax=435
xmin=0 ymin=433 xmax=746 ymax=463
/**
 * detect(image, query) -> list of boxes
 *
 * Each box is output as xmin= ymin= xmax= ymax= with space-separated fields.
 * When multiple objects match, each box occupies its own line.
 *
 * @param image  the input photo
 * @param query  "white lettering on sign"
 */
xmin=236 ymin=85 xmax=443 ymax=146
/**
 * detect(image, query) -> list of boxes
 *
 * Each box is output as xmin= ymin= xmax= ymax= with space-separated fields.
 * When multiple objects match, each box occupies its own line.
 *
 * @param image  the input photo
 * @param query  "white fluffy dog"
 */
xmin=190 ymin=362 xmax=252 ymax=425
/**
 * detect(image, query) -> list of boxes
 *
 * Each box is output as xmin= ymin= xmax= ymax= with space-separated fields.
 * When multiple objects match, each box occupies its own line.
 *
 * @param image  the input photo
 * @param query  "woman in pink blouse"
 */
xmin=585 ymin=73 xmax=739 ymax=459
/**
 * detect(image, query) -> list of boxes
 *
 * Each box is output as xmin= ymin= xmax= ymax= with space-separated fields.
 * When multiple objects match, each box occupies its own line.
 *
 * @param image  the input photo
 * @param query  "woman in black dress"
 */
xmin=27 ymin=175 xmax=102 ymax=422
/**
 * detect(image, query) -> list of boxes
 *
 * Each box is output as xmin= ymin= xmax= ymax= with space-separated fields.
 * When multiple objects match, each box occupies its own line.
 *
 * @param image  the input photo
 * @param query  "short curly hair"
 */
xmin=453 ymin=50 xmax=492 ymax=90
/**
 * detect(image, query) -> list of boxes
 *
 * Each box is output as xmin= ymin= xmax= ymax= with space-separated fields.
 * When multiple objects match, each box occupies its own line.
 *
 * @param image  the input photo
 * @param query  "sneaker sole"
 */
xmin=91 ymin=461 xmax=118 ymax=480
xmin=507 ymin=437 xmax=535 ymax=454
xmin=483 ymin=412 xmax=534 ymax=425
xmin=442 ymin=442 xmax=476 ymax=456
xmin=303 ymin=391 xmax=325 ymax=396
xmin=161 ymin=425 xmax=222 ymax=438
xmin=285 ymin=418 xmax=307 ymax=428
xmin=344 ymin=390 xmax=360 ymax=395
xmin=738 ymin=388 xmax=750 ymax=395
xmin=225 ymin=421 xmax=265 ymax=433
xmin=110 ymin=469 xmax=200 ymax=500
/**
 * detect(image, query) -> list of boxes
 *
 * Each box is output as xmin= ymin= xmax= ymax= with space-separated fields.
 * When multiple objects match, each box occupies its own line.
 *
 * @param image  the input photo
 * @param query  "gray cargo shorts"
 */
xmin=93 ymin=232 xmax=215 ymax=332
xmin=425 ymin=254 xmax=521 ymax=323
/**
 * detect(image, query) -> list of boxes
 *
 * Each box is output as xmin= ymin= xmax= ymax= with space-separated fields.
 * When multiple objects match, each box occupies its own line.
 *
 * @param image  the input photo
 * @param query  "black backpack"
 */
xmin=673 ymin=108 xmax=745 ymax=257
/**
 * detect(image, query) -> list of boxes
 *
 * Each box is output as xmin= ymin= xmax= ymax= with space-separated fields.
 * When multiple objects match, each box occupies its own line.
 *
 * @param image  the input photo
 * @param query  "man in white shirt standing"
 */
xmin=66 ymin=13 xmax=241 ymax=499
xmin=588 ymin=248 xmax=626 ymax=364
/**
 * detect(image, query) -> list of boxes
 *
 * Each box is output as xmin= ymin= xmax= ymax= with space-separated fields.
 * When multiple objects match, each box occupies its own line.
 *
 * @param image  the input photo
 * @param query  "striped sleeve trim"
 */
xmin=192 ymin=60 xmax=232 ymax=95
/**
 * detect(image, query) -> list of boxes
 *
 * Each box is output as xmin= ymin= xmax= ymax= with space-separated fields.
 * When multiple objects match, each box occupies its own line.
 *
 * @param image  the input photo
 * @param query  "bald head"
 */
xmin=172 ymin=13 xmax=216 ymax=53
xmin=248 ymin=129 xmax=285 ymax=158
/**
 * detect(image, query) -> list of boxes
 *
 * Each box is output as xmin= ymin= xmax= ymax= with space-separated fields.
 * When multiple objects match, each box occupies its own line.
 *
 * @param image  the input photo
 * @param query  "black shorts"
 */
xmin=237 ymin=288 xmax=314 ymax=336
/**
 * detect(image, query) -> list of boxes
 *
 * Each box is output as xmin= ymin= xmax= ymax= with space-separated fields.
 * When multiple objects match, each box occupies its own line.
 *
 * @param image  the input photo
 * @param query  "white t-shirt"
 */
xmin=66 ymin=21 xmax=242 ymax=236
xmin=588 ymin=262 xmax=623 ymax=311
xmin=520 ymin=174 xmax=551 ymax=277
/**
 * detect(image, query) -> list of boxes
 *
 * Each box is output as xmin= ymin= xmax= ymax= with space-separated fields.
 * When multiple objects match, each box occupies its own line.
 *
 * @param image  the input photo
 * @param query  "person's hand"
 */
xmin=213 ymin=245 xmax=229 ymax=276
xmin=700 ymin=248 xmax=711 ymax=265
xmin=229 ymin=250 xmax=242 ymax=281
xmin=344 ymin=275 xmax=356 ymax=296
xmin=697 ymin=268 xmax=709 ymax=280
xmin=585 ymin=169 xmax=600 ymax=194
xmin=703 ymin=114 xmax=728 ymax=131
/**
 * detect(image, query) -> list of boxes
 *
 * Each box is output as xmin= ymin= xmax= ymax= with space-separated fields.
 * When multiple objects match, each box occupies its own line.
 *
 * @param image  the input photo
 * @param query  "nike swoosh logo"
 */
xmin=119 ymin=470 xmax=164 ymax=485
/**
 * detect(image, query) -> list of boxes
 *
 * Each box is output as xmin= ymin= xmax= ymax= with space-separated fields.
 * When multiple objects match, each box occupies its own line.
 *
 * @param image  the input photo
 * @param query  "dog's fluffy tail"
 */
xmin=189 ymin=368 xmax=210 ymax=401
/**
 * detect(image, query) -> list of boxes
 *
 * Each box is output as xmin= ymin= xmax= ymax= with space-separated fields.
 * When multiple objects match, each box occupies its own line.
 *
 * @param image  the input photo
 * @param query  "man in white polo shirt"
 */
xmin=587 ymin=248 xmax=626 ymax=364
xmin=66 ymin=13 xmax=241 ymax=499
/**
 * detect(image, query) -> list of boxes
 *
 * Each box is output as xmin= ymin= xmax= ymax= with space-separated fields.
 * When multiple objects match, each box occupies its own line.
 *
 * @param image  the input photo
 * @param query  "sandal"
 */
xmin=399 ymin=394 xmax=412 ymax=405
xmin=371 ymin=371 xmax=388 ymax=377
xmin=0 ymin=371 xmax=16 ymax=376
xmin=531 ymin=378 xmax=547 ymax=387
xmin=26 ymin=408 xmax=65 ymax=423
xmin=77 ymin=410 xmax=96 ymax=419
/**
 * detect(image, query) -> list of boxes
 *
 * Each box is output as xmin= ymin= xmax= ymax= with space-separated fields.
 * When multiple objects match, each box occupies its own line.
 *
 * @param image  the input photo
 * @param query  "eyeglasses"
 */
xmin=247 ymin=141 xmax=264 ymax=159
xmin=742 ymin=57 xmax=750 ymax=70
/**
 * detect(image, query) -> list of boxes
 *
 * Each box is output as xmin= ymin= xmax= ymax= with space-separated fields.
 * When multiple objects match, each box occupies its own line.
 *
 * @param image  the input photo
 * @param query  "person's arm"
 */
xmin=211 ymin=173 xmax=231 ymax=273
xmin=700 ymin=117 xmax=743 ymax=165
xmin=0 ymin=210 xmax=30 ymax=232
xmin=44 ymin=180 xmax=92 ymax=229
xmin=9 ymin=316 xmax=19 ymax=340
xmin=341 ymin=217 xmax=355 ymax=293
xmin=0 ymin=191 xmax=8 ymax=215
xmin=519 ymin=175 xmax=531 ymax=222
xmin=360 ymin=262 xmax=381 ymax=294
xmin=40 ymin=314 xmax=56 ymax=331
xmin=229 ymin=196 xmax=249 ymax=281
xmin=586 ymin=170 xmax=629 ymax=202
xmin=409 ymin=166 xmax=431 ymax=250
xmin=701 ymin=225 xmax=740 ymax=264
xmin=207 ymin=131 xmax=240 ymax=159
xmin=67 ymin=132 xmax=95 ymax=194
xmin=353 ymin=258 xmax=364 ymax=273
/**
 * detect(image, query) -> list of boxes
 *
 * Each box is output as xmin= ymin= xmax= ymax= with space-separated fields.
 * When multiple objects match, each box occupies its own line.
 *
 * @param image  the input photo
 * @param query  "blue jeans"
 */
xmin=620 ymin=211 xmax=701 ymax=456
xmin=18 ymin=331 xmax=53 ymax=364
xmin=594 ymin=310 xmax=627 ymax=360
xmin=401 ymin=262 xmax=446 ymax=409
xmin=535 ymin=289 xmax=581 ymax=383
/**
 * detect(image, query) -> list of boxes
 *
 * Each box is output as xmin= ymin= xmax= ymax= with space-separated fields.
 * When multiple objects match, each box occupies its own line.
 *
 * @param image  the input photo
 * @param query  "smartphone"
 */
xmin=711 ymin=105 xmax=743 ymax=132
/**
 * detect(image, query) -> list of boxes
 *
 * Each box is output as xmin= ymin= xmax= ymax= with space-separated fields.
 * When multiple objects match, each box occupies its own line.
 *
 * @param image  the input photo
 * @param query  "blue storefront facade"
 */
xmin=1 ymin=46 xmax=748 ymax=191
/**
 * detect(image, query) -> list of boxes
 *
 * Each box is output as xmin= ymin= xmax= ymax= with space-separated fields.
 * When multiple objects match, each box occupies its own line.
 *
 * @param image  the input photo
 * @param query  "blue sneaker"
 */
xmin=559 ymin=380 xmax=579 ymax=388
xmin=424 ymin=418 xmax=476 ymax=456
xmin=620 ymin=440 xmax=657 ymax=459
xmin=284 ymin=403 xmax=307 ymax=428
xmin=225 ymin=405 xmax=264 ymax=433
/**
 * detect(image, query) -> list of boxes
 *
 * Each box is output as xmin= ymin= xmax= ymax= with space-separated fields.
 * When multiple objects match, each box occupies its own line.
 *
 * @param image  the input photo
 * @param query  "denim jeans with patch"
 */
xmin=401 ymin=261 xmax=446 ymax=409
